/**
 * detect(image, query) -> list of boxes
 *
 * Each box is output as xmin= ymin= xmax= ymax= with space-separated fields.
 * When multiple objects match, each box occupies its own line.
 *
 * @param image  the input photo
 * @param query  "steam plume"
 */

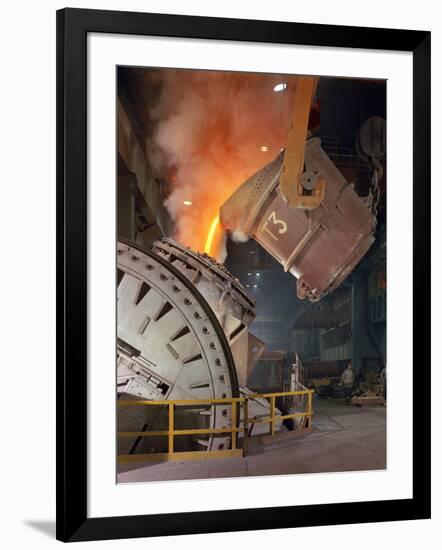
xmin=149 ymin=69 xmax=297 ymax=261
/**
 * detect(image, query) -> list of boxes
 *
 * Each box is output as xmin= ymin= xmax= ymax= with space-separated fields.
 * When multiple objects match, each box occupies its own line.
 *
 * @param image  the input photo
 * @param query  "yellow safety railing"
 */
xmin=246 ymin=390 xmax=314 ymax=438
xmin=117 ymin=390 xmax=313 ymax=464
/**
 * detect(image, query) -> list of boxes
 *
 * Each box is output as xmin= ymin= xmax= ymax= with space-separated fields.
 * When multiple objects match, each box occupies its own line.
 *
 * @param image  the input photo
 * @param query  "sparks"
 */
xmin=204 ymin=215 xmax=220 ymax=256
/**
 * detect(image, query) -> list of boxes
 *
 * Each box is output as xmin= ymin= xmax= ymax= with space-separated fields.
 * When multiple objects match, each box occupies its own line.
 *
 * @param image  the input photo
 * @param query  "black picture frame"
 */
xmin=56 ymin=7 xmax=431 ymax=542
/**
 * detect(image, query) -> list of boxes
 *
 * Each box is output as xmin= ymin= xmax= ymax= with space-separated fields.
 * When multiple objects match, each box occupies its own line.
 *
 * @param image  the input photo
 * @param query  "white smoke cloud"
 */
xmin=231 ymin=229 xmax=250 ymax=244
xmin=148 ymin=69 xmax=297 ymax=259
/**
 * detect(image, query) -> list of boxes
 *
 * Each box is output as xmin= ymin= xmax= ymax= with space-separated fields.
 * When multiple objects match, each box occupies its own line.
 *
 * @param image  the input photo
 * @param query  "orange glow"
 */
xmin=204 ymin=215 xmax=220 ymax=256
xmin=154 ymin=71 xmax=299 ymax=262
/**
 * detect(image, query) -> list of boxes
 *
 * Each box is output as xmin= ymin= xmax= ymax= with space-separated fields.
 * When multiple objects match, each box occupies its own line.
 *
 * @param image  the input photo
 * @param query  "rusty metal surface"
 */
xmin=220 ymin=138 xmax=375 ymax=301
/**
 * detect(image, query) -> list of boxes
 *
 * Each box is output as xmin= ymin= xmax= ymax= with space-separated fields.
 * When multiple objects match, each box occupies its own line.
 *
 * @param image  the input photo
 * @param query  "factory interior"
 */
xmin=116 ymin=67 xmax=387 ymax=483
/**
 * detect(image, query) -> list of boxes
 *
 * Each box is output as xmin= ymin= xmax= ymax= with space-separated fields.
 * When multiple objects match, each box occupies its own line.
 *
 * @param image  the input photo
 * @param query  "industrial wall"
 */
xmin=291 ymin=226 xmax=386 ymax=377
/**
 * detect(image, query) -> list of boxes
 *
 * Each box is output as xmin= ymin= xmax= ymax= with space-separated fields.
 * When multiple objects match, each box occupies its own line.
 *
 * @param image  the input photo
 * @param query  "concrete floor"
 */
xmin=117 ymin=398 xmax=386 ymax=483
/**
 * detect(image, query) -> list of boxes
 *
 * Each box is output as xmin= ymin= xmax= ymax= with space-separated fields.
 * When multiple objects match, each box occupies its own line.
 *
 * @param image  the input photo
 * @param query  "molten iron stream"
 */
xmin=204 ymin=215 xmax=220 ymax=257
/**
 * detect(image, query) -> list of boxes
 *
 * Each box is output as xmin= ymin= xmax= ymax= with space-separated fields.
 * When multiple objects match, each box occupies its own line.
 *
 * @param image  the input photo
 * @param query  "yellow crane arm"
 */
xmin=279 ymin=76 xmax=325 ymax=210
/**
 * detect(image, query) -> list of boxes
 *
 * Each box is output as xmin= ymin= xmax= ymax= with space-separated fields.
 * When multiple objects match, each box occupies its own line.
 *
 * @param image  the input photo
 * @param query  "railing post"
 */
xmin=231 ymin=399 xmax=237 ymax=450
xmin=168 ymin=403 xmax=174 ymax=454
xmin=307 ymin=391 xmax=312 ymax=428
xmin=270 ymin=395 xmax=275 ymax=436
xmin=243 ymin=398 xmax=249 ymax=457
xmin=117 ymin=391 xmax=313 ymax=462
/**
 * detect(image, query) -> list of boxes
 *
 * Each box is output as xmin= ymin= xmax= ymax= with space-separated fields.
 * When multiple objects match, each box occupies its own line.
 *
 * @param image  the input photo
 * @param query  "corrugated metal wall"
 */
xmin=293 ymin=288 xmax=353 ymax=363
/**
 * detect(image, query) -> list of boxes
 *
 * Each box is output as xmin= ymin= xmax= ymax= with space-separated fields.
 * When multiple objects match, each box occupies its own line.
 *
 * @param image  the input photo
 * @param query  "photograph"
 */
xmin=0 ymin=0 xmax=434 ymax=545
xmin=116 ymin=67 xmax=387 ymax=484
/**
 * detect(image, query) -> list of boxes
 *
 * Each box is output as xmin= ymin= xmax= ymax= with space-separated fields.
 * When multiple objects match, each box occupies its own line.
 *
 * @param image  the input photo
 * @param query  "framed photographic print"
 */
xmin=56 ymin=7 xmax=431 ymax=542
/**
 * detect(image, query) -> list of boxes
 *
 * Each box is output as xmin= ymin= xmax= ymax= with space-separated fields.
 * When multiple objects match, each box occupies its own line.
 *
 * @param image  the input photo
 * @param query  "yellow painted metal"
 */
xmin=279 ymin=76 xmax=325 ymax=210
xmin=243 ymin=400 xmax=249 ymax=457
xmin=168 ymin=403 xmax=174 ymax=454
xmin=247 ymin=416 xmax=273 ymax=424
xmin=118 ymin=392 xmax=312 ymax=405
xmin=231 ymin=401 xmax=237 ymax=450
xmin=117 ymin=389 xmax=314 ymax=462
